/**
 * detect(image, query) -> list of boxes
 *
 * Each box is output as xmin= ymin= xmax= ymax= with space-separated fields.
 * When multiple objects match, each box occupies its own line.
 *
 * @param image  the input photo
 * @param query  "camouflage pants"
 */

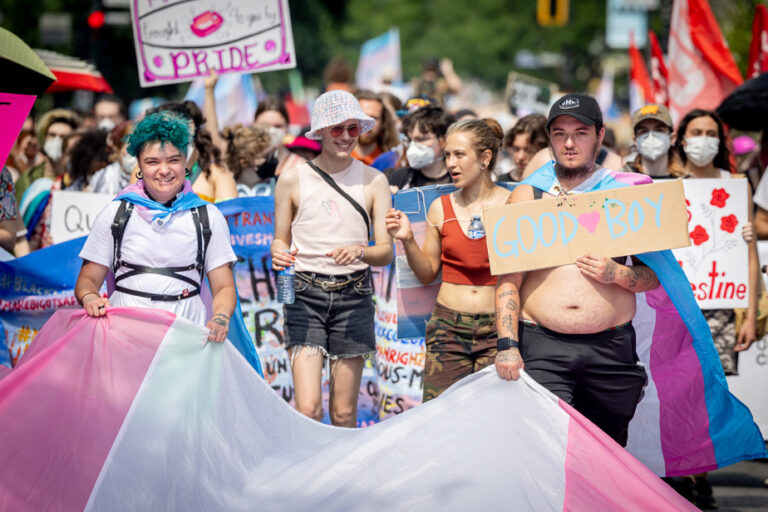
xmin=702 ymin=309 xmax=738 ymax=375
xmin=422 ymin=303 xmax=498 ymax=402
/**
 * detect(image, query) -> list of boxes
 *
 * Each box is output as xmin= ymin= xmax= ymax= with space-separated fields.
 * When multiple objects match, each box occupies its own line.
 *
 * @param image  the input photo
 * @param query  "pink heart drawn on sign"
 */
xmin=578 ymin=211 xmax=600 ymax=233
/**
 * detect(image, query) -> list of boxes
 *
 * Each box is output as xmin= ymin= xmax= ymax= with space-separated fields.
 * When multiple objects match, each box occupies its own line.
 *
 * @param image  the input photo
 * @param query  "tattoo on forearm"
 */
xmin=496 ymin=348 xmax=522 ymax=363
xmin=500 ymin=314 xmax=517 ymax=335
xmin=627 ymin=266 xmax=659 ymax=291
xmin=602 ymin=260 xmax=617 ymax=282
xmin=212 ymin=317 xmax=228 ymax=327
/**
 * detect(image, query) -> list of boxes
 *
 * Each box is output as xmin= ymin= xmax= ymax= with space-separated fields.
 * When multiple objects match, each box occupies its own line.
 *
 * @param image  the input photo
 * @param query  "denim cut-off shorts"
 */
xmin=283 ymin=270 xmax=376 ymax=359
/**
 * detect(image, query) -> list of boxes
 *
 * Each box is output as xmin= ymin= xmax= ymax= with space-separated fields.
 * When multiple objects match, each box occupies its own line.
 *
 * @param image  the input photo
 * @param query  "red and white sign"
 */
xmin=672 ymin=178 xmax=749 ymax=309
xmin=667 ymin=0 xmax=743 ymax=124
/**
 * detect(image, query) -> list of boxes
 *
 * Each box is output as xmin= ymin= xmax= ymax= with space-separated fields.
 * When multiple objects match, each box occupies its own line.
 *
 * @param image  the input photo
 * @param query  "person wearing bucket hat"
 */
xmin=271 ymin=89 xmax=393 ymax=427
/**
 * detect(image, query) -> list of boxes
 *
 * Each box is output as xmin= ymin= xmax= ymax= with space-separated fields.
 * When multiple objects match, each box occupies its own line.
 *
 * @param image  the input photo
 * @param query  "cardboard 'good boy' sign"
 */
xmin=485 ymin=180 xmax=690 ymax=275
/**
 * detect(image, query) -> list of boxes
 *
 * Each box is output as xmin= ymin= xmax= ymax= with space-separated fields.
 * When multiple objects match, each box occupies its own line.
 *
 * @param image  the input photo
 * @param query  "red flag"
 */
xmin=748 ymin=4 xmax=768 ymax=79
xmin=649 ymin=31 xmax=669 ymax=107
xmin=628 ymin=32 xmax=653 ymax=114
xmin=667 ymin=0 xmax=743 ymax=124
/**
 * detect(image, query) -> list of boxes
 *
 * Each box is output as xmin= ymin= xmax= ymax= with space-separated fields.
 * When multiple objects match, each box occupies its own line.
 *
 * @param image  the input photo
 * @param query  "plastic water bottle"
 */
xmin=276 ymin=251 xmax=295 ymax=304
xmin=467 ymin=215 xmax=486 ymax=239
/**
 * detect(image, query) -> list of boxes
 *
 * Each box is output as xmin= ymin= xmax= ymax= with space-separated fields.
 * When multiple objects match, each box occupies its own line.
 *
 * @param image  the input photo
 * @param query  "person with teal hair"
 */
xmin=74 ymin=111 xmax=240 ymax=344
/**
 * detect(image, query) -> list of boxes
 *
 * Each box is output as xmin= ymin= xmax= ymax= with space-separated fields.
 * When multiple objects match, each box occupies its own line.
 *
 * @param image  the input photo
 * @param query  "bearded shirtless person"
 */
xmin=494 ymin=94 xmax=660 ymax=446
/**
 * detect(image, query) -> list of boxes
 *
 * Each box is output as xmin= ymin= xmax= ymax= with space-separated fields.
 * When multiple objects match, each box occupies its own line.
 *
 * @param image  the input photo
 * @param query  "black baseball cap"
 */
xmin=546 ymin=93 xmax=603 ymax=131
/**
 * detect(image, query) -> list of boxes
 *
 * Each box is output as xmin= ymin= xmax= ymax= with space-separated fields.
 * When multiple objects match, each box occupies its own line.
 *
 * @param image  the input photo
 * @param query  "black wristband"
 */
xmin=497 ymin=337 xmax=519 ymax=351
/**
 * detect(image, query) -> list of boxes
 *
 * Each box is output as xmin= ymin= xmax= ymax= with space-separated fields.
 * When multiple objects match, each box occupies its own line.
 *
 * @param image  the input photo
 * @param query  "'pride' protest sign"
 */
xmin=130 ymin=0 xmax=296 ymax=87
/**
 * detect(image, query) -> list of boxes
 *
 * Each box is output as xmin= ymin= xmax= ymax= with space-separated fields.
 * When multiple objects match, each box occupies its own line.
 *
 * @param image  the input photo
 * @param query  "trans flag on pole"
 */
xmin=521 ymin=163 xmax=767 ymax=476
xmin=355 ymin=28 xmax=402 ymax=91
xmin=0 ymin=307 xmax=696 ymax=511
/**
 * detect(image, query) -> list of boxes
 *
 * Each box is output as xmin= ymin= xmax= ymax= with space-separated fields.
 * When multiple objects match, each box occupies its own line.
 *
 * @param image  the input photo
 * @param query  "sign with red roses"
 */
xmin=671 ymin=178 xmax=749 ymax=309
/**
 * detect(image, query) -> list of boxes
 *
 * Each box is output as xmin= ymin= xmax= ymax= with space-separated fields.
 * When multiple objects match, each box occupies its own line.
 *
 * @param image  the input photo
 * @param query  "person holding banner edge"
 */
xmin=75 ymin=112 xmax=238 ymax=344
xmin=494 ymin=93 xmax=659 ymax=447
xmin=386 ymin=118 xmax=511 ymax=402
xmin=271 ymin=90 xmax=393 ymax=427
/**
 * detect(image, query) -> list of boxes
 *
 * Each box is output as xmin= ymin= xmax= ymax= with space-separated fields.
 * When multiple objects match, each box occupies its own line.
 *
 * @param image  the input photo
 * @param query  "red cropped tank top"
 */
xmin=439 ymin=194 xmax=497 ymax=286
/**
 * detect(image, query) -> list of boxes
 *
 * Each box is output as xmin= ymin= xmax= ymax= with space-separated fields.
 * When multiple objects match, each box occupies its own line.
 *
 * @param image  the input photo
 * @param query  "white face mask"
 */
xmin=636 ymin=131 xmax=671 ymax=161
xmin=268 ymin=127 xmax=286 ymax=148
xmin=43 ymin=136 xmax=63 ymax=162
xmin=98 ymin=118 xmax=116 ymax=132
xmin=684 ymin=136 xmax=720 ymax=167
xmin=406 ymin=141 xmax=436 ymax=169
xmin=120 ymin=153 xmax=137 ymax=174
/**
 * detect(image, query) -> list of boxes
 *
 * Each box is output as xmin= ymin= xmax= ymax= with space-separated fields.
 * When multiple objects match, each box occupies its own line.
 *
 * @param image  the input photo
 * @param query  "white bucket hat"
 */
xmin=305 ymin=90 xmax=376 ymax=140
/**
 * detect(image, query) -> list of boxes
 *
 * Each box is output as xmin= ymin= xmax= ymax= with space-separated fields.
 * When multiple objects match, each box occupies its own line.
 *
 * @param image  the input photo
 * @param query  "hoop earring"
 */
xmin=185 ymin=167 xmax=191 ymax=177
xmin=136 ymin=169 xmax=143 ymax=179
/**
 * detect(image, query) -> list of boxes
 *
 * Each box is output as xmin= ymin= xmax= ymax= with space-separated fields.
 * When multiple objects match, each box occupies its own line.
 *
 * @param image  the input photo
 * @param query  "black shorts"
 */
xmin=283 ymin=269 xmax=376 ymax=359
xmin=519 ymin=321 xmax=647 ymax=447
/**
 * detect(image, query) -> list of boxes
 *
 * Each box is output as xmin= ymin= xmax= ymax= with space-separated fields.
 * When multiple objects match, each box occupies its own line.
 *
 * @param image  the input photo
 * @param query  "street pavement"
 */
xmin=710 ymin=459 xmax=768 ymax=511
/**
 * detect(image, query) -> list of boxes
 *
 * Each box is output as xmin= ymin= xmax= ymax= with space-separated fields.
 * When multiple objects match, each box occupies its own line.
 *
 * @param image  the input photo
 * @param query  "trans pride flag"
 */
xmin=522 ymin=163 xmax=767 ymax=476
xmin=0 ymin=307 xmax=695 ymax=511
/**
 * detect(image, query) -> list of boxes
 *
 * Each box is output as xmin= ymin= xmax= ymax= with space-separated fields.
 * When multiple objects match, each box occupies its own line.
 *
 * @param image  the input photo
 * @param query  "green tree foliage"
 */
xmin=330 ymin=0 xmax=609 ymax=90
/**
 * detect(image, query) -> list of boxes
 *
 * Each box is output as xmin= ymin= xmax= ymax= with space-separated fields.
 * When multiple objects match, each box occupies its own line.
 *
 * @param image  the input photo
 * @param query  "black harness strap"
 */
xmin=111 ymin=201 xmax=212 ymax=301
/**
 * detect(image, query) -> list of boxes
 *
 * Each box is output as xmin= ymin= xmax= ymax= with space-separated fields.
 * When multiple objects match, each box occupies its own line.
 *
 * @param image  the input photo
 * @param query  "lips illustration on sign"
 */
xmin=190 ymin=11 xmax=224 ymax=38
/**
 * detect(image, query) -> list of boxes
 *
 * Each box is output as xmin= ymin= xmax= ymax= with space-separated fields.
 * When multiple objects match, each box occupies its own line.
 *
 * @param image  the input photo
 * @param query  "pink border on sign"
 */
xmin=0 ymin=92 xmax=36 ymax=168
xmin=133 ymin=0 xmax=292 ymax=84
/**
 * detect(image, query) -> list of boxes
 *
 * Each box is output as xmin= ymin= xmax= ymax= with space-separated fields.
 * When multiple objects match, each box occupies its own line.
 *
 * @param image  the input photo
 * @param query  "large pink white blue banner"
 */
xmin=0 ymin=308 xmax=696 ymax=511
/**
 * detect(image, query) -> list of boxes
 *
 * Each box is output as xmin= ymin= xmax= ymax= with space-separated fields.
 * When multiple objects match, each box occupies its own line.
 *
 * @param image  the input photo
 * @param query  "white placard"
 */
xmin=50 ymin=191 xmax=113 ymax=244
xmin=130 ymin=0 xmax=296 ymax=87
xmin=672 ymin=178 xmax=749 ymax=309
xmin=726 ymin=336 xmax=768 ymax=439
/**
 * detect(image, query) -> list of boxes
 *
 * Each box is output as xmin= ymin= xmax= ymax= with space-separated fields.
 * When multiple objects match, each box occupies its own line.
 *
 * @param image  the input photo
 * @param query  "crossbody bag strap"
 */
xmin=307 ymin=161 xmax=370 ymax=236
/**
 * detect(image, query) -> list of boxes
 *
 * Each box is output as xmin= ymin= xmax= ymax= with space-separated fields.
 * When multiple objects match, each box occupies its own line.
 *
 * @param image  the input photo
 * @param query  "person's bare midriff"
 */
xmin=521 ymin=264 xmax=636 ymax=333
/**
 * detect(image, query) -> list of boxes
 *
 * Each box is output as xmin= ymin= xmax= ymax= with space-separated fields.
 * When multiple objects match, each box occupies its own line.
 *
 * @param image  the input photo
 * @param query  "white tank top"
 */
xmin=291 ymin=160 xmax=370 ymax=275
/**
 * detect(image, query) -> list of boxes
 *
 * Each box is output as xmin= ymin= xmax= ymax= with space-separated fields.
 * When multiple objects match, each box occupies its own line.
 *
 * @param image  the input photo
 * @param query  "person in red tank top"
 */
xmin=386 ymin=118 xmax=512 ymax=401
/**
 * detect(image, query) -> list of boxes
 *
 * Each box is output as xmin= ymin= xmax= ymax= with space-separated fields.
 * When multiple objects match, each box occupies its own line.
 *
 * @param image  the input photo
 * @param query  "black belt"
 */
xmin=296 ymin=269 xmax=369 ymax=292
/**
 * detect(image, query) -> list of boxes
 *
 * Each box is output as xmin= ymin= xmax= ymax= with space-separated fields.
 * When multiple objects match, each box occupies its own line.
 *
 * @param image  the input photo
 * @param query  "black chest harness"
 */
xmin=110 ymin=200 xmax=212 ymax=301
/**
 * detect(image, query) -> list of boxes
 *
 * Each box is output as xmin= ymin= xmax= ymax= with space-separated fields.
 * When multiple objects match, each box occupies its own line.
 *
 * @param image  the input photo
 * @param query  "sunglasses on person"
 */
xmin=329 ymin=124 xmax=360 ymax=138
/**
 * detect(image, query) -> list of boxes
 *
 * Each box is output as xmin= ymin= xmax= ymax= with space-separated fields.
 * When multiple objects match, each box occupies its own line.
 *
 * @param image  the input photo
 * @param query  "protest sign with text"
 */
xmin=672 ymin=178 xmax=749 ymax=309
xmin=485 ymin=180 xmax=690 ymax=275
xmin=0 ymin=92 xmax=36 ymax=168
xmin=130 ymin=0 xmax=296 ymax=87
xmin=50 ymin=191 xmax=113 ymax=244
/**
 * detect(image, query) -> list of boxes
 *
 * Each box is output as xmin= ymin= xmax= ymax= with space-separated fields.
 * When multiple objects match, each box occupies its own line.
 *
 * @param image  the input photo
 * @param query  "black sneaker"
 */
xmin=694 ymin=476 xmax=718 ymax=510
xmin=662 ymin=477 xmax=695 ymax=504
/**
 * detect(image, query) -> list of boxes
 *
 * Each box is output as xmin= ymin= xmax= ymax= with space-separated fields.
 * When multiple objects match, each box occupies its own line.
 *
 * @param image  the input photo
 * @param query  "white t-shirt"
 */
xmin=80 ymin=201 xmax=236 ymax=325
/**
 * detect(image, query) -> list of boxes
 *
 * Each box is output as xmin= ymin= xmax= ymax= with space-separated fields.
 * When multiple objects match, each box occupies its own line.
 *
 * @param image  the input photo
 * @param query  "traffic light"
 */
xmin=537 ymin=0 xmax=569 ymax=27
xmin=87 ymin=10 xmax=105 ymax=30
